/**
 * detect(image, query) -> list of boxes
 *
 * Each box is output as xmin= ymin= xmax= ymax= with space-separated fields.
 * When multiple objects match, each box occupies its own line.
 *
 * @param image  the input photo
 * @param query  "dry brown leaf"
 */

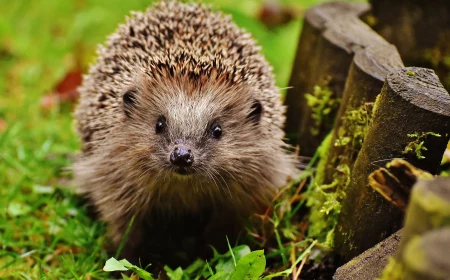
xmin=368 ymin=158 xmax=433 ymax=211
xmin=41 ymin=69 xmax=82 ymax=110
xmin=0 ymin=118 xmax=7 ymax=132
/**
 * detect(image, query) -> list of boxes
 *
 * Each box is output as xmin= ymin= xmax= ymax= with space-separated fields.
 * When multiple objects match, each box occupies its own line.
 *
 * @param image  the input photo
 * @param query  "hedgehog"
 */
xmin=73 ymin=1 xmax=295 ymax=266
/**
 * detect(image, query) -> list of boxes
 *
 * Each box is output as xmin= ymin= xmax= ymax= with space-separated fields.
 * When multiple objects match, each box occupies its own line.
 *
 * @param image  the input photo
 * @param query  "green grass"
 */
xmin=0 ymin=0 xmax=335 ymax=278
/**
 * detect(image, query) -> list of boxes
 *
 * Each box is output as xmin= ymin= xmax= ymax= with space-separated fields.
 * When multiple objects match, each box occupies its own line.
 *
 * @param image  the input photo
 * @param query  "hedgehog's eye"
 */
xmin=122 ymin=89 xmax=137 ymax=117
xmin=155 ymin=116 xmax=166 ymax=134
xmin=211 ymin=124 xmax=222 ymax=139
xmin=248 ymin=100 xmax=263 ymax=124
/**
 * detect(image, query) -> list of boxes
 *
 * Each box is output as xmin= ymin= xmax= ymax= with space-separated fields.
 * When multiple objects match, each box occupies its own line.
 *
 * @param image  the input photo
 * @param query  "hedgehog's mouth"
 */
xmin=174 ymin=167 xmax=193 ymax=176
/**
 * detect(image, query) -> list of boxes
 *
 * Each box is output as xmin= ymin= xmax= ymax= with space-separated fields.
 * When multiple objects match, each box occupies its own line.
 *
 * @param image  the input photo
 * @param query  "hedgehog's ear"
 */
xmin=122 ymin=89 xmax=138 ymax=118
xmin=247 ymin=99 xmax=263 ymax=124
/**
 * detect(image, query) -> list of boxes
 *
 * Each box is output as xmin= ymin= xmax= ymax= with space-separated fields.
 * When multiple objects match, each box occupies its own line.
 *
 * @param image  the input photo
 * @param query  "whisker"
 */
xmin=211 ymin=168 xmax=232 ymax=199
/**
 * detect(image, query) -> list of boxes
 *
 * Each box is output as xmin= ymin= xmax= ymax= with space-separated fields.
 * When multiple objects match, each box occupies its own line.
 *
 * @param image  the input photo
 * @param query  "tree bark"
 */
xmin=335 ymin=67 xmax=450 ymax=262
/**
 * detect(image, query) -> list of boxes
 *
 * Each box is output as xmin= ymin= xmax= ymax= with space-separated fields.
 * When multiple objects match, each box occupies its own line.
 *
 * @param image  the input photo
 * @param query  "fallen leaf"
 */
xmin=103 ymin=257 xmax=128 ymax=272
xmin=41 ymin=69 xmax=82 ymax=110
xmin=7 ymin=201 xmax=32 ymax=217
xmin=0 ymin=118 xmax=7 ymax=132
xmin=55 ymin=69 xmax=82 ymax=101
xmin=368 ymin=158 xmax=433 ymax=211
xmin=258 ymin=0 xmax=298 ymax=29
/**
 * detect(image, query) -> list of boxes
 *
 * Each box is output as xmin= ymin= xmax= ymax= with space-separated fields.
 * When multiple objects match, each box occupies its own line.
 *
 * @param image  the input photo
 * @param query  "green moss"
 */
xmin=313 ymin=132 xmax=333 ymax=186
xmin=414 ymin=183 xmax=450 ymax=224
xmin=402 ymin=237 xmax=427 ymax=279
xmin=363 ymin=14 xmax=377 ymax=27
xmin=334 ymin=103 xmax=374 ymax=156
xmin=306 ymin=103 xmax=375 ymax=245
xmin=305 ymin=85 xmax=339 ymax=136
xmin=307 ymin=163 xmax=349 ymax=245
xmin=403 ymin=132 xmax=441 ymax=159
xmin=440 ymin=141 xmax=450 ymax=177
xmin=422 ymin=37 xmax=450 ymax=90
xmin=372 ymin=93 xmax=382 ymax=114
xmin=443 ymin=56 xmax=450 ymax=68
xmin=377 ymin=257 xmax=405 ymax=280
xmin=405 ymin=70 xmax=416 ymax=76
xmin=306 ymin=133 xmax=336 ymax=243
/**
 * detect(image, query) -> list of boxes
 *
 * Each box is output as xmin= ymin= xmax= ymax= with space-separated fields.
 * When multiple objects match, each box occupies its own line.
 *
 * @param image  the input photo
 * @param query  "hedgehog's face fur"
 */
xmin=112 ymin=73 xmax=276 ymax=210
xmin=74 ymin=2 xmax=295 ymax=224
xmin=123 ymin=78 xmax=262 ymax=177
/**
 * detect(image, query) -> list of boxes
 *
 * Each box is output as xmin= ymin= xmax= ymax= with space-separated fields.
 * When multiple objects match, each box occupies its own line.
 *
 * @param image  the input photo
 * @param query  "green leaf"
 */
xmin=209 ymin=271 xmax=232 ymax=280
xmin=7 ymin=201 xmax=32 ymax=217
xmin=183 ymin=259 xmax=205 ymax=275
xmin=32 ymin=184 xmax=55 ymax=194
xmin=119 ymin=259 xmax=133 ymax=267
xmin=215 ymin=245 xmax=252 ymax=275
xmin=232 ymin=245 xmax=251 ymax=262
xmin=121 ymin=260 xmax=153 ymax=280
xmin=215 ymin=258 xmax=236 ymax=275
xmin=132 ymin=267 xmax=154 ymax=279
xmin=165 ymin=266 xmax=184 ymax=280
xmin=230 ymin=250 xmax=266 ymax=280
xmin=103 ymin=257 xmax=128 ymax=272
xmin=103 ymin=258 xmax=153 ymax=279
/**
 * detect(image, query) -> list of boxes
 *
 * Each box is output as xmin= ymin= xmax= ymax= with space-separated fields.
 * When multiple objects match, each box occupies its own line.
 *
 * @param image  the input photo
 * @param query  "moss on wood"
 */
xmin=335 ymin=67 xmax=450 ymax=262
xmin=403 ymin=132 xmax=442 ymax=160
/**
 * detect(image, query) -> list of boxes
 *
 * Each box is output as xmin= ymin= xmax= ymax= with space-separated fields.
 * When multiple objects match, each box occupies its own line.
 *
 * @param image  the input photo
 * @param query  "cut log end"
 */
xmin=388 ymin=67 xmax=450 ymax=116
xmin=305 ymin=2 xmax=370 ymax=30
xmin=353 ymin=44 xmax=403 ymax=81
xmin=333 ymin=230 xmax=402 ymax=280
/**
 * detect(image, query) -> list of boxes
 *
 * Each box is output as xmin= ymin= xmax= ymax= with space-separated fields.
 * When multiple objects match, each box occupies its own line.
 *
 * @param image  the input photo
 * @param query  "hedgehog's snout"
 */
xmin=170 ymin=144 xmax=194 ymax=168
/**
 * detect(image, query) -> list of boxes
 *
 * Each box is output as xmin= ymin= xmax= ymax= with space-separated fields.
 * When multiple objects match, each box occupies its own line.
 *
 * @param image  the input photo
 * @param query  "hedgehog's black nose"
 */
xmin=170 ymin=146 xmax=194 ymax=167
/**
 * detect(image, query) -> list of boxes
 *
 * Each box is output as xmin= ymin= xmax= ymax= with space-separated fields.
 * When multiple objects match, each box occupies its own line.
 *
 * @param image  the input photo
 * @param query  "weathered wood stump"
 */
xmin=397 ymin=177 xmax=450 ymax=255
xmin=333 ymin=230 xmax=402 ymax=280
xmin=402 ymin=228 xmax=450 ymax=280
xmin=320 ymin=44 xmax=403 ymax=186
xmin=378 ymin=177 xmax=450 ymax=280
xmin=307 ymin=43 xmax=403 ymax=240
xmin=369 ymin=0 xmax=450 ymax=91
xmin=284 ymin=2 xmax=383 ymax=156
xmin=334 ymin=177 xmax=450 ymax=279
xmin=335 ymin=67 xmax=450 ymax=262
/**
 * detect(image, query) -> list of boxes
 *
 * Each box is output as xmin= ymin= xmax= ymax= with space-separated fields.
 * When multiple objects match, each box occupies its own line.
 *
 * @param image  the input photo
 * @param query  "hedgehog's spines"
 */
xmin=74 ymin=1 xmax=294 ymax=263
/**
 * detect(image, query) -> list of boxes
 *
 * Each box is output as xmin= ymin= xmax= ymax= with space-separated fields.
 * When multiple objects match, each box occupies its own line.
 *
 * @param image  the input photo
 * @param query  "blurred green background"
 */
xmin=0 ymin=0 xmax=355 ymax=278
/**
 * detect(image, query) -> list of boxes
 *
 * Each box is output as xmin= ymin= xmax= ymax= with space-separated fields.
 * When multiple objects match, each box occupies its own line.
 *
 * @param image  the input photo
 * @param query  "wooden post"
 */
xmin=378 ymin=177 xmax=450 ymax=280
xmin=334 ymin=177 xmax=450 ymax=280
xmin=319 ymin=44 xmax=403 ymax=186
xmin=335 ymin=67 xmax=450 ymax=262
xmin=284 ymin=2 xmax=375 ymax=156
xmin=307 ymin=43 xmax=403 ymax=240
xmin=402 ymin=228 xmax=450 ymax=280
xmin=333 ymin=230 xmax=402 ymax=280
xmin=369 ymin=0 xmax=450 ymax=90
xmin=397 ymin=177 xmax=450 ymax=255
